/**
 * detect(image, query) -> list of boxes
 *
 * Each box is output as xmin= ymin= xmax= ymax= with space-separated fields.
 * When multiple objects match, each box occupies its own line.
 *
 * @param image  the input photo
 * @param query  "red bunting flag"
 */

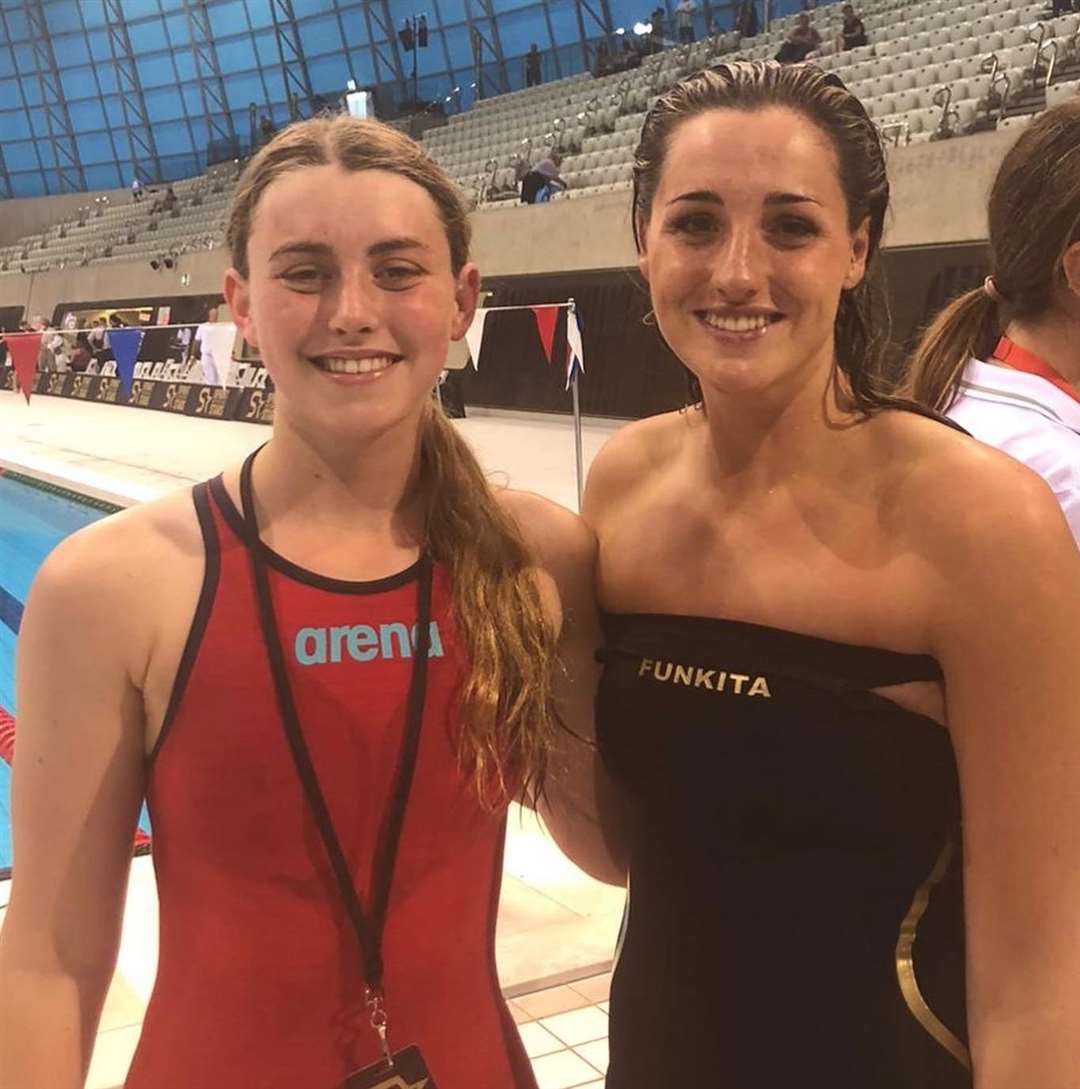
xmin=532 ymin=305 xmax=559 ymax=364
xmin=6 ymin=333 xmax=42 ymax=404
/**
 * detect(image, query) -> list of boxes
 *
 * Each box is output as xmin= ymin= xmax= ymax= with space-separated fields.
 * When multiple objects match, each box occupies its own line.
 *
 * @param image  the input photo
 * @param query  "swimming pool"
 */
xmin=0 ymin=469 xmax=123 ymax=878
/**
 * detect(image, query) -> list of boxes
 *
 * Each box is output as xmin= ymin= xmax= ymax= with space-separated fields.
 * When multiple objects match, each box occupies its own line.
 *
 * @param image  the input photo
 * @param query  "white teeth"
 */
xmin=319 ymin=355 xmax=397 ymax=374
xmin=702 ymin=313 xmax=775 ymax=333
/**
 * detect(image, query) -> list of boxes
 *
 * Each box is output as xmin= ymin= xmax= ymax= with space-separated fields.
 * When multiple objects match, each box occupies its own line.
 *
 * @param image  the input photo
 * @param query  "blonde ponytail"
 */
xmin=419 ymin=405 xmax=557 ymax=809
xmin=902 ymin=287 xmax=1001 ymax=412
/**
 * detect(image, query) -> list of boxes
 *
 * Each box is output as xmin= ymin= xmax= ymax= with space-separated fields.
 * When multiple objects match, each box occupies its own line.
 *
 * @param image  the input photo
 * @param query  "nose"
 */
xmin=328 ymin=268 xmax=380 ymax=335
xmin=710 ymin=221 xmax=763 ymax=304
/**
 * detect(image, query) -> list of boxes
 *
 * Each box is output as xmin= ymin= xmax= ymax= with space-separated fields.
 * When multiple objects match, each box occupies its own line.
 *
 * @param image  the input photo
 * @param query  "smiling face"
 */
xmin=225 ymin=163 xmax=478 ymax=441
xmin=637 ymin=105 xmax=869 ymax=403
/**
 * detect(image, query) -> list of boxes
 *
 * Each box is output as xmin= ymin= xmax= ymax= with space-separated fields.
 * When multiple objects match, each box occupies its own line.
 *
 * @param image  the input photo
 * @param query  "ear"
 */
xmin=1061 ymin=239 xmax=1080 ymax=302
xmin=223 ymin=267 xmax=257 ymax=348
xmin=636 ymin=216 xmax=651 ymax=283
xmin=843 ymin=217 xmax=871 ymax=291
xmin=450 ymin=262 xmax=481 ymax=341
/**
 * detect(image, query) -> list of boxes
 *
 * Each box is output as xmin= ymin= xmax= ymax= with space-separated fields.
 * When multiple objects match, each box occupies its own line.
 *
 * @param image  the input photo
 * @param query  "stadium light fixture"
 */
xmin=633 ymin=21 xmax=652 ymax=35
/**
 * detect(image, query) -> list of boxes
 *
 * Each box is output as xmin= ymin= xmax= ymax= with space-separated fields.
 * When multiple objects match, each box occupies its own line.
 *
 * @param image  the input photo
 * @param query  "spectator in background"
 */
xmin=521 ymin=152 xmax=567 ymax=203
xmin=525 ymin=44 xmax=543 ymax=87
xmin=131 ymin=177 xmax=143 ymax=202
xmin=837 ymin=4 xmax=868 ymax=50
xmin=735 ymin=0 xmax=759 ymax=39
xmin=675 ymin=0 xmax=696 ymax=43
xmin=162 ymin=185 xmax=178 ymax=213
xmin=595 ymin=40 xmax=612 ymax=77
xmin=194 ymin=306 xmax=223 ymax=385
xmin=260 ymin=115 xmax=275 ymax=144
xmin=87 ymin=317 xmax=107 ymax=366
xmin=650 ymin=5 xmax=666 ymax=48
xmin=621 ymin=35 xmax=644 ymax=68
xmin=774 ymin=13 xmax=821 ymax=62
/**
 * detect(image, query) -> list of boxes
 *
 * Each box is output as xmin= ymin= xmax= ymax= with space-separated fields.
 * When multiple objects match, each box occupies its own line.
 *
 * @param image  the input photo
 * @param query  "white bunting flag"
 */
xmin=464 ymin=307 xmax=489 ymax=370
xmin=565 ymin=307 xmax=585 ymax=390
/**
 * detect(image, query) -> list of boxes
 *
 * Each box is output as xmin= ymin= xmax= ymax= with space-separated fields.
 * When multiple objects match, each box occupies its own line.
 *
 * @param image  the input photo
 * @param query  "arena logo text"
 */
xmin=295 ymin=621 xmax=444 ymax=666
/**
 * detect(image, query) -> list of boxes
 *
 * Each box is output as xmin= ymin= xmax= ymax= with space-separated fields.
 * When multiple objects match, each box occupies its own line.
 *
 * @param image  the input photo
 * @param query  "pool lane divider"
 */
xmin=0 ymin=587 xmax=22 ymax=635
xmin=0 ymin=466 xmax=124 ymax=515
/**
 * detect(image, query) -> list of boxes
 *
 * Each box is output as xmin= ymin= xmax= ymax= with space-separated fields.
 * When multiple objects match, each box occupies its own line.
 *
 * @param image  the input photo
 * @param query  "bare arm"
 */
xmin=0 ymin=526 xmax=148 ymax=1089
xmin=502 ymin=491 xmax=629 ymax=886
xmin=925 ymin=464 xmax=1080 ymax=1087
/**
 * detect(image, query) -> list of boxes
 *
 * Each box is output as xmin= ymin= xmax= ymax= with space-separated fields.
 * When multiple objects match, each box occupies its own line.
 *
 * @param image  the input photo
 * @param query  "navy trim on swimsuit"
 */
xmin=148 ymin=481 xmax=221 ymax=767
xmin=208 ymin=473 xmax=422 ymax=595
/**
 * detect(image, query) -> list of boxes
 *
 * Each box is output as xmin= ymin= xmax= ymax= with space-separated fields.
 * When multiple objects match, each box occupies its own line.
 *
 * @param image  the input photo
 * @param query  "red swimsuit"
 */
xmin=126 ymin=475 xmax=536 ymax=1089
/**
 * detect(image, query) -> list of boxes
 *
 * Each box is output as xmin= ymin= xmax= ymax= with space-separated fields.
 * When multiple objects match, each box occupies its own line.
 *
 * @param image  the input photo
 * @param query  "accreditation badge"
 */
xmin=345 ymin=1045 xmax=437 ymax=1089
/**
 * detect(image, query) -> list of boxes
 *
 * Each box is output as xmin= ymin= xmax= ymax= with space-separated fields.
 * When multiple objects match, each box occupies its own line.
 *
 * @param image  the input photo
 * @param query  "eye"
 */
xmin=376 ymin=263 xmax=424 ymax=288
xmin=668 ymin=212 xmax=718 ymax=239
xmin=771 ymin=216 xmax=820 ymax=242
xmin=279 ymin=266 xmax=331 ymax=290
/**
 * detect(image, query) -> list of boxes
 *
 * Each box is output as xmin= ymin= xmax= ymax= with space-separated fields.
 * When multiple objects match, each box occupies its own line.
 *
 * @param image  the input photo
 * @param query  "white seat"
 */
xmin=992 ymin=9 xmax=1020 ymax=30
xmin=869 ymin=74 xmax=895 ymax=97
xmin=954 ymin=98 xmax=980 ymax=126
xmin=1047 ymin=78 xmax=1080 ymax=108
xmin=1055 ymin=13 xmax=1080 ymax=36
xmin=1000 ymin=24 xmax=1030 ymax=47
xmin=914 ymin=64 xmax=941 ymax=87
xmin=997 ymin=111 xmax=1034 ymax=130
xmin=892 ymin=88 xmax=920 ymax=111
xmin=937 ymin=60 xmax=962 ymax=81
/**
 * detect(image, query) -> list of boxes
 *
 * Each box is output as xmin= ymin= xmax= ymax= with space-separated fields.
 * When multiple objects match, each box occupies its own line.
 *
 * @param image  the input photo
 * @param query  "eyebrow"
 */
xmin=667 ymin=190 xmax=822 ymax=207
xmin=268 ymin=237 xmax=428 ymax=261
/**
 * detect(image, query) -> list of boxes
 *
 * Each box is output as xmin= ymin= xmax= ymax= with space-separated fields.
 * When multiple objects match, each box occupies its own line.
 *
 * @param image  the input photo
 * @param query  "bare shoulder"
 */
xmin=496 ymin=487 xmax=596 ymax=592
xmin=872 ymin=410 xmax=1075 ymax=577
xmin=30 ymin=483 xmax=204 ymax=631
xmin=584 ymin=409 xmax=696 ymax=521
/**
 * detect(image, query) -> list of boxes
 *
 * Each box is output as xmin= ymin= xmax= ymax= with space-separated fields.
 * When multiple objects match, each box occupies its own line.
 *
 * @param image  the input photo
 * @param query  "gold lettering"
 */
xmin=654 ymin=660 xmax=673 ymax=682
xmin=748 ymin=676 xmax=771 ymax=698
xmin=694 ymin=668 xmax=715 ymax=690
xmin=674 ymin=664 xmax=693 ymax=686
xmin=638 ymin=657 xmax=654 ymax=678
xmin=730 ymin=673 xmax=749 ymax=694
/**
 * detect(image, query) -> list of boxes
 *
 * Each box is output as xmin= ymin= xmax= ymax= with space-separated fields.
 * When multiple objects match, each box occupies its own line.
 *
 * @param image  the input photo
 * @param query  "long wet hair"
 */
xmin=227 ymin=115 xmax=555 ymax=807
xmin=633 ymin=61 xmax=911 ymax=415
xmin=905 ymin=100 xmax=1080 ymax=411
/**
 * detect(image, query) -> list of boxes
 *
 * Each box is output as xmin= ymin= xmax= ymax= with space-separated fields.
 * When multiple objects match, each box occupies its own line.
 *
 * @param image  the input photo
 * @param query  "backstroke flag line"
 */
xmin=565 ymin=308 xmax=585 ymax=390
xmin=531 ymin=305 xmax=559 ymax=364
xmin=108 ymin=327 xmax=144 ymax=397
xmin=6 ymin=333 xmax=42 ymax=404
xmin=464 ymin=307 xmax=489 ymax=370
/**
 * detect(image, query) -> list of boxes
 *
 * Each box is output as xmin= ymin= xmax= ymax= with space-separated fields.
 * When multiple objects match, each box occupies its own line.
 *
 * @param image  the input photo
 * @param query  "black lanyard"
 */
xmin=239 ymin=449 xmax=433 ymax=1062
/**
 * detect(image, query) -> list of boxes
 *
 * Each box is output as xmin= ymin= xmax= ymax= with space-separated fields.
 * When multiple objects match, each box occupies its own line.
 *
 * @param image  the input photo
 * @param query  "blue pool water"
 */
xmin=0 ymin=471 xmax=121 ymax=878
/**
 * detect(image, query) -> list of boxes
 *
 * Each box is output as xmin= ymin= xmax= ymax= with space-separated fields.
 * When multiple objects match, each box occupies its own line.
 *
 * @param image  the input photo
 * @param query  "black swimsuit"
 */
xmin=598 ymin=612 xmax=971 ymax=1088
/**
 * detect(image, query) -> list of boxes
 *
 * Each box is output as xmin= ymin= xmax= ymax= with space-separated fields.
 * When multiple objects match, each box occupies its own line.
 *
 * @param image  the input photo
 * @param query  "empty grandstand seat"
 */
xmin=1000 ymin=24 xmax=1030 ymax=48
xmin=997 ymin=112 xmax=1035 ymax=130
xmin=914 ymin=64 xmax=942 ymax=87
xmin=1047 ymin=78 xmax=1080 ymax=107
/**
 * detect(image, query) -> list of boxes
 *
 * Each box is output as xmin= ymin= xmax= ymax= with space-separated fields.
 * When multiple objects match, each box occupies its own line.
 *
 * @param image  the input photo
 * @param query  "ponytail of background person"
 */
xmin=904 ymin=99 xmax=1080 ymax=411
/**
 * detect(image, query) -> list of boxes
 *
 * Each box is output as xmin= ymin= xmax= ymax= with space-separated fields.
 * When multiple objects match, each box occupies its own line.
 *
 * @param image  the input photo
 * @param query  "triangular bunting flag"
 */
xmin=532 ymin=305 xmax=559 ymax=364
xmin=7 ymin=333 xmax=42 ymax=404
xmin=108 ymin=327 xmax=145 ymax=397
xmin=205 ymin=322 xmax=238 ymax=388
xmin=464 ymin=307 xmax=489 ymax=370
xmin=565 ymin=308 xmax=585 ymax=390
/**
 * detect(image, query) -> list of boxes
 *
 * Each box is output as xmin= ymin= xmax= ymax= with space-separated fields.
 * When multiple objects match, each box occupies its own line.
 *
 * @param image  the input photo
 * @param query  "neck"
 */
xmin=1000 ymin=315 xmax=1080 ymax=386
xmin=253 ymin=411 xmax=427 ymax=545
xmin=698 ymin=349 xmax=855 ymax=497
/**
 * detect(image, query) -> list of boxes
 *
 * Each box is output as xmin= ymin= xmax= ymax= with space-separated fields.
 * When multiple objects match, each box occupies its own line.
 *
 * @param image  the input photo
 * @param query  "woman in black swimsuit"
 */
xmin=584 ymin=62 xmax=1080 ymax=1087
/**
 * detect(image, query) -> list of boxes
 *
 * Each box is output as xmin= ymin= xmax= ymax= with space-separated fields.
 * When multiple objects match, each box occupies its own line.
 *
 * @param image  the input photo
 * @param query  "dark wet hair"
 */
xmin=905 ymin=100 xmax=1080 ymax=411
xmin=633 ymin=60 xmax=909 ymax=415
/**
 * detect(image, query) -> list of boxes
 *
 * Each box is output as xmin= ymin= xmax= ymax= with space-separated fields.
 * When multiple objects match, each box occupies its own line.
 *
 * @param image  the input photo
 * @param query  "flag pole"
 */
xmin=568 ymin=296 xmax=585 ymax=512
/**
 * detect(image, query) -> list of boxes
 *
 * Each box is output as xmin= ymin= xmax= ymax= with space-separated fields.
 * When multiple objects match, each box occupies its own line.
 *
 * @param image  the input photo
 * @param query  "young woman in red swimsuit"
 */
xmin=0 ymin=116 xmax=617 ymax=1089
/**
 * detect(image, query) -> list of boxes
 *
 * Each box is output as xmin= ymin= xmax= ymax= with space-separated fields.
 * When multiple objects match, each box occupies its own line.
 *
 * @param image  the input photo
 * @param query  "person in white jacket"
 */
xmin=905 ymin=99 xmax=1080 ymax=543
